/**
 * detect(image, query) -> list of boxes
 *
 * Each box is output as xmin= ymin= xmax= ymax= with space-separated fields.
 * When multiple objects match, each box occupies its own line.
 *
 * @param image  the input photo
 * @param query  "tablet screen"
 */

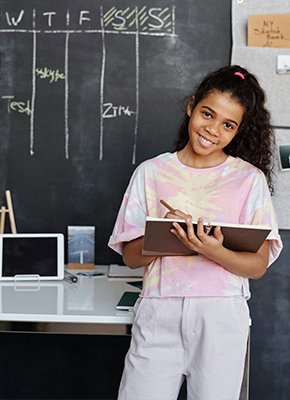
xmin=0 ymin=234 xmax=64 ymax=280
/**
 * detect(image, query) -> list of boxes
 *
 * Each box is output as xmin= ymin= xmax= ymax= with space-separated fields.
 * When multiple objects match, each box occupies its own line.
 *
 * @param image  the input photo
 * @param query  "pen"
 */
xmin=160 ymin=199 xmax=175 ymax=212
xmin=160 ymin=199 xmax=212 ymax=235
xmin=64 ymin=270 xmax=78 ymax=283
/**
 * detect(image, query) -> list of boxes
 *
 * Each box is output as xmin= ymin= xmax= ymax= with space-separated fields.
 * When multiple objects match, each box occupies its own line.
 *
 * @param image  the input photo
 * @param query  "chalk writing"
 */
xmin=103 ymin=6 xmax=173 ymax=33
xmin=254 ymin=20 xmax=290 ymax=47
xmin=35 ymin=67 xmax=65 ymax=83
xmin=5 ymin=10 xmax=24 ymax=26
xmin=1 ymin=96 xmax=31 ymax=116
xmin=2 ymin=7 xmax=175 ymax=34
xmin=0 ymin=5 xmax=177 ymax=162
xmin=103 ymin=103 xmax=135 ymax=118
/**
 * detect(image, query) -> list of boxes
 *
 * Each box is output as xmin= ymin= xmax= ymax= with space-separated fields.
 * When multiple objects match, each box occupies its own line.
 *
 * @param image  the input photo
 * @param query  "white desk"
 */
xmin=0 ymin=265 xmax=249 ymax=399
xmin=0 ymin=266 xmax=140 ymax=334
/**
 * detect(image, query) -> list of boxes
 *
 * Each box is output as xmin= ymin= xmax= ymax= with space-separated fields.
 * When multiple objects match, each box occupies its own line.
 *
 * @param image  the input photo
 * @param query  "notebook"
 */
xmin=0 ymin=233 xmax=64 ymax=281
xmin=142 ymin=217 xmax=271 ymax=256
xmin=116 ymin=291 xmax=140 ymax=311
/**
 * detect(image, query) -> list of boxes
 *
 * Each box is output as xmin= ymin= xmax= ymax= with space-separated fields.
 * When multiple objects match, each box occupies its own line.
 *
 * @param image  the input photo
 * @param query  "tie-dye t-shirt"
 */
xmin=108 ymin=152 xmax=282 ymax=299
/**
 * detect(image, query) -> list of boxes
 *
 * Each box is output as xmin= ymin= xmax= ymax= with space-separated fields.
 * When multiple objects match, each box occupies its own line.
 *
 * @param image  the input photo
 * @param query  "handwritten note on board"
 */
xmin=248 ymin=13 xmax=290 ymax=48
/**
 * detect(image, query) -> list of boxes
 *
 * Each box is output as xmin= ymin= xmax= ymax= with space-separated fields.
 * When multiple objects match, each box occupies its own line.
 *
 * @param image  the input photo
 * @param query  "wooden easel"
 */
xmin=0 ymin=190 xmax=17 ymax=234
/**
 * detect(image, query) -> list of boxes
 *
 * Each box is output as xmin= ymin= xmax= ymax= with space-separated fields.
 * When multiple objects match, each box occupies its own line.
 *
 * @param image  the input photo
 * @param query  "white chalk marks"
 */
xmin=0 ymin=6 xmax=177 ymax=162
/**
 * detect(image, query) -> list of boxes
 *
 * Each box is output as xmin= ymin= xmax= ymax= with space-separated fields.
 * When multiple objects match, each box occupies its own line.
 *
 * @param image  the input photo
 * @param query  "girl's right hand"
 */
xmin=170 ymin=216 xmax=224 ymax=257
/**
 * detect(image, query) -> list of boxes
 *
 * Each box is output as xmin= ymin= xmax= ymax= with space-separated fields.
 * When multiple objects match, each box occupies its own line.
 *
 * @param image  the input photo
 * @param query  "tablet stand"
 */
xmin=0 ymin=190 xmax=17 ymax=234
xmin=13 ymin=274 xmax=41 ymax=291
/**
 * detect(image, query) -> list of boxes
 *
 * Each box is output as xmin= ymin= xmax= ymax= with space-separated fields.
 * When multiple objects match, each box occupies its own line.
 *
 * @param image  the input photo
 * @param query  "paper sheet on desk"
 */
xmin=108 ymin=264 xmax=144 ymax=278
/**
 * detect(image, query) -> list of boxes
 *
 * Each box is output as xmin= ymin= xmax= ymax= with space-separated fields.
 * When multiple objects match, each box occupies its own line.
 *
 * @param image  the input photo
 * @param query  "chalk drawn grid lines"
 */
xmin=0 ymin=6 xmax=177 ymax=162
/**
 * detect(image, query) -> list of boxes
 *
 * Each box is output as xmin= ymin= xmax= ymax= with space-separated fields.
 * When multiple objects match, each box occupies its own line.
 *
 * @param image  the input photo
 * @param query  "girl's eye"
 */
xmin=224 ymin=122 xmax=234 ymax=130
xmin=202 ymin=111 xmax=212 ymax=118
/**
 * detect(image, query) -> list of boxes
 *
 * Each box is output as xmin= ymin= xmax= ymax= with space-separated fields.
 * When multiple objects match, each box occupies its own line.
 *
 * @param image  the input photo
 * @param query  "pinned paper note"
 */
xmin=248 ymin=13 xmax=290 ymax=48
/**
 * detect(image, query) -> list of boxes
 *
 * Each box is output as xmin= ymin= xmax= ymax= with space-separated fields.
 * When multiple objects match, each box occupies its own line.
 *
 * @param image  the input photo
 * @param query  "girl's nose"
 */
xmin=205 ymin=122 xmax=219 ymax=136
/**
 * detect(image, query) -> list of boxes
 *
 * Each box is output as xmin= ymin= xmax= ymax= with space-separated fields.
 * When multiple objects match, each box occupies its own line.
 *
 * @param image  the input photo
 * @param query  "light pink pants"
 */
xmin=118 ymin=296 xmax=250 ymax=400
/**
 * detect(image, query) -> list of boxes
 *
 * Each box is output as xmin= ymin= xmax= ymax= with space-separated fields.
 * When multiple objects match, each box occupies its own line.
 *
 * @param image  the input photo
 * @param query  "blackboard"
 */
xmin=0 ymin=3 xmax=290 ymax=400
xmin=0 ymin=0 xmax=232 ymax=264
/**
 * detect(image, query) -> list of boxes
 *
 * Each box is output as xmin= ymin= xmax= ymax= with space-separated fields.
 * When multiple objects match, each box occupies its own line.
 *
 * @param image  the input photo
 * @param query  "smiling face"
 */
xmin=178 ymin=91 xmax=245 ymax=168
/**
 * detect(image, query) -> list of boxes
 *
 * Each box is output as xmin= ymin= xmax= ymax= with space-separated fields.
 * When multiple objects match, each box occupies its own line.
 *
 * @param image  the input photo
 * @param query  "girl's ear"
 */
xmin=187 ymin=96 xmax=195 ymax=117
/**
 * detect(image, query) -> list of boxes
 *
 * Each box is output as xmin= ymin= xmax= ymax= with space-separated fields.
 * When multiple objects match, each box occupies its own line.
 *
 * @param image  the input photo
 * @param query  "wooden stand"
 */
xmin=0 ymin=190 xmax=17 ymax=234
xmin=67 ymin=262 xmax=95 ymax=270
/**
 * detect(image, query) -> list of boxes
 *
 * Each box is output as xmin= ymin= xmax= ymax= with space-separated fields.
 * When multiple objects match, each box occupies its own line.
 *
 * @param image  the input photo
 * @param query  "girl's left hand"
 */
xmin=171 ymin=216 xmax=225 ymax=257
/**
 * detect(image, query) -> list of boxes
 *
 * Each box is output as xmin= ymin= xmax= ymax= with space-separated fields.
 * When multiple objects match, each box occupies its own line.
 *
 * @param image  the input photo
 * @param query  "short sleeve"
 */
xmin=108 ymin=164 xmax=148 ymax=255
xmin=241 ymin=171 xmax=283 ymax=267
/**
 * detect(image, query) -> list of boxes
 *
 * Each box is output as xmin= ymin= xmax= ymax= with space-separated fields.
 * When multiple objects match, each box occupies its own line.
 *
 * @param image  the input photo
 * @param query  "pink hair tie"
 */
xmin=234 ymin=71 xmax=245 ymax=80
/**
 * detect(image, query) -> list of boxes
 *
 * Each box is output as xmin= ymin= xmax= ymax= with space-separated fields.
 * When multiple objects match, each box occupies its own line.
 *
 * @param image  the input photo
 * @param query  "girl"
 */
xmin=108 ymin=65 xmax=283 ymax=400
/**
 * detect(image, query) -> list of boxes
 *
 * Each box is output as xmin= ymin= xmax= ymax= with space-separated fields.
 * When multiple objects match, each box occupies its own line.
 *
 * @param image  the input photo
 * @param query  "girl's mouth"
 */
xmin=198 ymin=133 xmax=215 ymax=146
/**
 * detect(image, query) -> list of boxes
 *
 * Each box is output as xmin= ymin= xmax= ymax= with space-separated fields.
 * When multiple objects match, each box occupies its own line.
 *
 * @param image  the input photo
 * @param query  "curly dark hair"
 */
xmin=174 ymin=65 xmax=276 ymax=194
